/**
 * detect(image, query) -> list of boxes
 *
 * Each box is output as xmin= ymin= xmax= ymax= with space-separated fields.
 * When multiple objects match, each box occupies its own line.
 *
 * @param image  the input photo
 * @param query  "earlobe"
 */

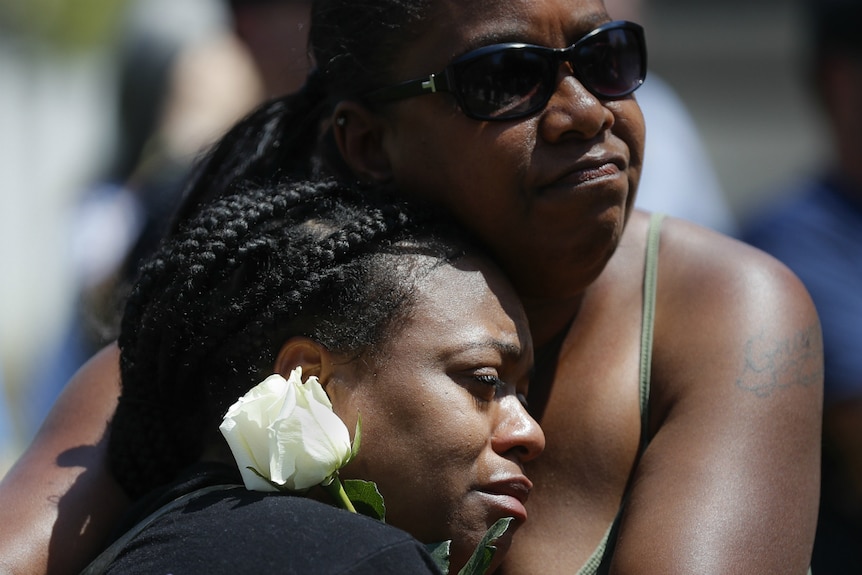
xmin=274 ymin=337 xmax=336 ymax=385
xmin=332 ymin=101 xmax=393 ymax=183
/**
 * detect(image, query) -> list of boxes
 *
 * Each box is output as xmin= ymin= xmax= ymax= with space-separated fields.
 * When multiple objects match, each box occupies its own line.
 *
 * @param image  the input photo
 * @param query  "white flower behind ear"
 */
xmin=220 ymin=367 xmax=508 ymax=575
xmin=219 ymin=367 xmax=353 ymax=492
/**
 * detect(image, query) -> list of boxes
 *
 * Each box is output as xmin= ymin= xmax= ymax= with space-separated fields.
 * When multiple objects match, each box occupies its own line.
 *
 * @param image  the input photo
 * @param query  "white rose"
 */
xmin=219 ymin=367 xmax=353 ymax=492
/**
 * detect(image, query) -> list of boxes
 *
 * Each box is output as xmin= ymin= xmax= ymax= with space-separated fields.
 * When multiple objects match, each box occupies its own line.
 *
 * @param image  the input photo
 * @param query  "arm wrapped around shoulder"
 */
xmin=611 ymin=217 xmax=822 ymax=575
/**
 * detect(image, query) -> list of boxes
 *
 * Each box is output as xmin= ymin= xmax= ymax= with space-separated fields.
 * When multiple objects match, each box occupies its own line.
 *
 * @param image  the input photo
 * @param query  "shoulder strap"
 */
xmin=577 ymin=212 xmax=665 ymax=575
xmin=639 ymin=212 xmax=664 ymax=438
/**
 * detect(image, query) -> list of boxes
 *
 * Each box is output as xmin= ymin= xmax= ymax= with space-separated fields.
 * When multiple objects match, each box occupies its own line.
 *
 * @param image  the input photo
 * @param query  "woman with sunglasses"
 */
xmin=0 ymin=0 xmax=821 ymax=574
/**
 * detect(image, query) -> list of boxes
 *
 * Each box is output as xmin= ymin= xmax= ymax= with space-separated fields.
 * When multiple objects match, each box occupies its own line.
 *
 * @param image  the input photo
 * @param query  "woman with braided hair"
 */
xmin=1 ymin=0 xmax=821 ymax=573
xmin=89 ymin=177 xmax=543 ymax=574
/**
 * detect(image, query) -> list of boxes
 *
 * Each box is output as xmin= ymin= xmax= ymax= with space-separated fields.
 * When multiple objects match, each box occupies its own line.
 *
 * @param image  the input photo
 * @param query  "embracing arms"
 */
xmin=0 ymin=344 xmax=128 ymax=575
xmin=0 ymin=218 xmax=824 ymax=575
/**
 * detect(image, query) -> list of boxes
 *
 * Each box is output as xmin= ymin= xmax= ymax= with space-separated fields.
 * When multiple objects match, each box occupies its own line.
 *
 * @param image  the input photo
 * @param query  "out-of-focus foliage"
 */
xmin=0 ymin=0 xmax=129 ymax=51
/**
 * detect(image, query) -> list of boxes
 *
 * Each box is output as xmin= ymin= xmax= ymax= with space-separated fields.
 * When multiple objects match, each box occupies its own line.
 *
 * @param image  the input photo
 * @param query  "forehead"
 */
xmin=396 ymin=254 xmax=531 ymax=357
xmin=411 ymin=0 xmax=610 ymax=63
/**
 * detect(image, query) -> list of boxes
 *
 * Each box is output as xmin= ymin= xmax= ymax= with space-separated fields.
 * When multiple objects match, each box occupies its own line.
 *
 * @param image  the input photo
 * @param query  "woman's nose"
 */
xmin=538 ymin=68 xmax=615 ymax=143
xmin=493 ymin=396 xmax=545 ymax=463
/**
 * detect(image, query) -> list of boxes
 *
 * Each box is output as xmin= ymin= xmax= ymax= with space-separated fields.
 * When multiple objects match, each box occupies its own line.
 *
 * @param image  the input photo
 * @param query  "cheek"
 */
xmin=614 ymin=97 xmax=646 ymax=205
xmin=350 ymin=389 xmax=487 ymax=478
xmin=340 ymin=389 xmax=492 ymax=539
xmin=386 ymin=107 xmax=528 ymax=210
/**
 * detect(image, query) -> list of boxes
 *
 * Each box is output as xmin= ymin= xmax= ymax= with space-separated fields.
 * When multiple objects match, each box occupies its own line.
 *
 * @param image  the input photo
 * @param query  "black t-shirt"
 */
xmin=86 ymin=464 xmax=443 ymax=574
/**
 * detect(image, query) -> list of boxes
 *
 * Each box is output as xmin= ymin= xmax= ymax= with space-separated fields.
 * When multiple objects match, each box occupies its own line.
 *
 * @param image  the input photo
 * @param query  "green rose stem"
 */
xmin=323 ymin=476 xmax=357 ymax=513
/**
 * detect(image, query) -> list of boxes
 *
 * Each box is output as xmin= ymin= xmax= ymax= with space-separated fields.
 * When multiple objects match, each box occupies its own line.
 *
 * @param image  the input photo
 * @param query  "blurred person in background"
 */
xmin=24 ymin=0 xmax=264 ymax=438
xmin=25 ymin=0 xmax=334 ymax=440
xmin=1 ymin=366 xmax=14 ymax=476
xmin=228 ymin=0 xmax=311 ymax=97
xmin=742 ymin=1 xmax=862 ymax=572
xmin=605 ymin=0 xmax=738 ymax=236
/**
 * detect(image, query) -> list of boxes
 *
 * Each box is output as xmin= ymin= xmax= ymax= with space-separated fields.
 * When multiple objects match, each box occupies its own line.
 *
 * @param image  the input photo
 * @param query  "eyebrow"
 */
xmin=464 ymin=11 xmax=611 ymax=51
xmin=452 ymin=338 xmax=533 ymax=376
xmin=579 ymin=12 xmax=613 ymax=34
xmin=446 ymin=338 xmax=537 ymax=384
xmin=459 ymin=338 xmax=523 ymax=358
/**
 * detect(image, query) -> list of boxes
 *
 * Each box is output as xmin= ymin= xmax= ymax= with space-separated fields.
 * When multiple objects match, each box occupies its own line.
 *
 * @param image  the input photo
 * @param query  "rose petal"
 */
xmin=221 ymin=367 xmax=354 ymax=493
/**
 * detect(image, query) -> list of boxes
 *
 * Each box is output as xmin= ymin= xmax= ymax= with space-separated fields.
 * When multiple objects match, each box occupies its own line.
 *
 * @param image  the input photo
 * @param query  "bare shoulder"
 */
xmin=658 ymin=213 xmax=811 ymax=299
xmin=652 ymin=215 xmax=822 ymax=405
xmin=0 ymin=344 xmax=127 ymax=575
xmin=607 ymin=213 xmax=822 ymax=574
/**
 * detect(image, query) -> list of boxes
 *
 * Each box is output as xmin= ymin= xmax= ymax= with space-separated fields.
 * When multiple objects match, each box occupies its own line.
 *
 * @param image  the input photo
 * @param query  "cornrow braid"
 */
xmin=170 ymin=88 xmax=329 ymax=233
xmin=110 ymin=178 xmax=466 ymax=500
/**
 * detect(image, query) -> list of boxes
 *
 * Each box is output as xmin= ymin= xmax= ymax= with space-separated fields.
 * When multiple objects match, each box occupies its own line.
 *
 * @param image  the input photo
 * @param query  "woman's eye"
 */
xmin=467 ymin=373 xmax=504 ymax=403
xmin=475 ymin=374 xmax=504 ymax=389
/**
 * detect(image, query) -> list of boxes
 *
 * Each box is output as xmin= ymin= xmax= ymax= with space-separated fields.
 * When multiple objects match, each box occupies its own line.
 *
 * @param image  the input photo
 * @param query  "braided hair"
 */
xmin=110 ymin=178 xmax=466 ymax=499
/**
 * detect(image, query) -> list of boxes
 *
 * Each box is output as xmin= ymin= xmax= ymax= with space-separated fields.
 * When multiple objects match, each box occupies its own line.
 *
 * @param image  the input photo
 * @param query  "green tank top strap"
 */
xmin=574 ymin=213 xmax=814 ymax=575
xmin=639 ymin=212 xmax=664 ymax=435
xmin=574 ymin=212 xmax=664 ymax=575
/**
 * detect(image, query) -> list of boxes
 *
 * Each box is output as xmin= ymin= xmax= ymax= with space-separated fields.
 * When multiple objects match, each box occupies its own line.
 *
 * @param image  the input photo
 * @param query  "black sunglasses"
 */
xmin=364 ymin=20 xmax=647 ymax=121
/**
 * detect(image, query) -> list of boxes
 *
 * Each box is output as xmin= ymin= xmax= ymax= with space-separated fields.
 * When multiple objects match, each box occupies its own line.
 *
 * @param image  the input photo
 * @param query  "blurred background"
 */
xmin=0 ymin=0 xmax=830 ymax=471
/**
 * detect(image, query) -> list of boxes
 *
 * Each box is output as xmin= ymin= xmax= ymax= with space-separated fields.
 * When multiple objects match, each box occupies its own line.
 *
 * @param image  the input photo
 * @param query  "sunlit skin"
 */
xmin=333 ymin=0 xmax=822 ymax=573
xmin=0 ymin=0 xmax=823 ymax=573
xmin=354 ymin=0 xmax=644 ymax=311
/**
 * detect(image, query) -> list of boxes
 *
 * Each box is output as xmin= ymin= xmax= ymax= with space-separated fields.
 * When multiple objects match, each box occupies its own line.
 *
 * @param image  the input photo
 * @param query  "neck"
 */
xmin=522 ymin=293 xmax=584 ymax=349
xmin=520 ymin=294 xmax=582 ymax=421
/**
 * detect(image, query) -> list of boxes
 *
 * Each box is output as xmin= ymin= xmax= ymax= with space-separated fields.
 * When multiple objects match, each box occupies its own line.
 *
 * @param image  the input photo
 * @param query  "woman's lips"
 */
xmin=534 ymin=151 xmax=627 ymax=198
xmin=544 ymin=161 xmax=623 ymax=190
xmin=477 ymin=491 xmax=529 ymax=523
xmin=477 ymin=477 xmax=532 ymax=523
xmin=573 ymin=161 xmax=622 ymax=183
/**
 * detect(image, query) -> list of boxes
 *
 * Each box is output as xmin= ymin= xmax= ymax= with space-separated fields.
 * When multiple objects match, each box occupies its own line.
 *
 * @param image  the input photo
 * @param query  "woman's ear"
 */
xmin=331 ymin=101 xmax=392 ymax=183
xmin=274 ymin=337 xmax=337 ymax=386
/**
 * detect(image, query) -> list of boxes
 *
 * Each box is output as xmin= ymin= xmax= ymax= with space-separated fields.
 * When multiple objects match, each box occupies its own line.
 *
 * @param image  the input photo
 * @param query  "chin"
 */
xmin=448 ymin=521 xmax=516 ymax=575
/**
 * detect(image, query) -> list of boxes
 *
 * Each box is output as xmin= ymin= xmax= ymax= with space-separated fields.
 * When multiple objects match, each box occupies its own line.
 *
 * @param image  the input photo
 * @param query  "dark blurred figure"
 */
xmin=228 ymin=0 xmax=311 ymax=97
xmin=25 ymin=0 xmax=318 ymax=438
xmin=24 ymin=0 xmax=262 ymax=438
xmin=743 ymin=2 xmax=862 ymax=572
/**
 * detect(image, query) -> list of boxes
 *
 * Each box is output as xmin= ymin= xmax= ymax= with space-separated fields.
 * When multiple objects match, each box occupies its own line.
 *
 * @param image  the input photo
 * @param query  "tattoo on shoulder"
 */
xmin=736 ymin=324 xmax=822 ymax=398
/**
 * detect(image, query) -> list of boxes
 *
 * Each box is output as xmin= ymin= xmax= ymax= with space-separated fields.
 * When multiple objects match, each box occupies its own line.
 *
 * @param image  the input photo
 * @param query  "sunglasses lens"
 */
xmin=574 ymin=27 xmax=644 ymax=98
xmin=456 ymin=48 xmax=554 ymax=120
xmin=446 ymin=22 xmax=644 ymax=120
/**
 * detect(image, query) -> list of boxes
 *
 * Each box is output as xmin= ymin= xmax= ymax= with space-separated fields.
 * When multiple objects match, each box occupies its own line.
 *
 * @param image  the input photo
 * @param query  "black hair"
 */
xmin=800 ymin=0 xmax=862 ymax=109
xmin=170 ymin=0 xmax=432 ymax=226
xmin=109 ymin=177 xmax=467 ymax=500
xmin=807 ymin=0 xmax=862 ymax=59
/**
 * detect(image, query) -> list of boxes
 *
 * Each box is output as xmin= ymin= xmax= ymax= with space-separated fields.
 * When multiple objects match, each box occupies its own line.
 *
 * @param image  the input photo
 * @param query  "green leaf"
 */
xmin=351 ymin=414 xmax=362 ymax=460
xmin=457 ymin=517 xmax=513 ymax=575
xmin=425 ymin=540 xmax=451 ymax=574
xmin=343 ymin=479 xmax=385 ymax=521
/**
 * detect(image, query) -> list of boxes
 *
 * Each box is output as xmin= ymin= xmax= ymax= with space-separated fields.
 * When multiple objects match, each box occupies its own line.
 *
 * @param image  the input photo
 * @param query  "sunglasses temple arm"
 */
xmin=365 ymin=71 xmax=453 ymax=104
